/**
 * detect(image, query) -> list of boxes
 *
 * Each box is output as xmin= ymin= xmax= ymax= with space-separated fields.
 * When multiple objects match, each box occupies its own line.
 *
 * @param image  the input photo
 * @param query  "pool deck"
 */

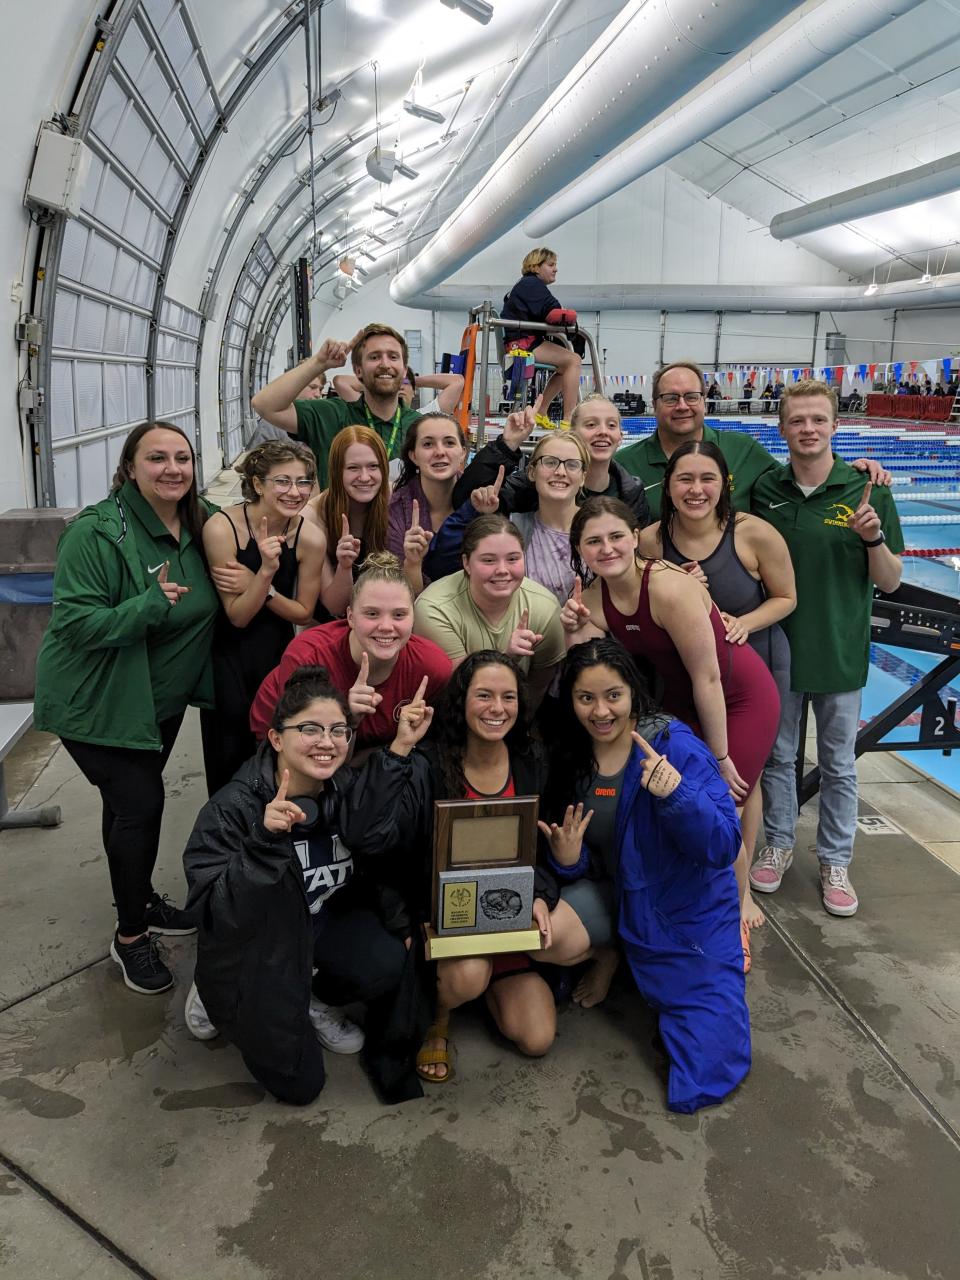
xmin=1 ymin=711 xmax=959 ymax=1280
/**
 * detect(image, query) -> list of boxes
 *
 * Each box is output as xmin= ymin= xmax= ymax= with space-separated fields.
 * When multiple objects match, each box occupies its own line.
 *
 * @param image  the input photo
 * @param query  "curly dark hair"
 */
xmin=432 ymin=651 xmax=531 ymax=797
xmin=543 ymin=637 xmax=662 ymax=818
xmin=658 ymin=439 xmax=733 ymax=549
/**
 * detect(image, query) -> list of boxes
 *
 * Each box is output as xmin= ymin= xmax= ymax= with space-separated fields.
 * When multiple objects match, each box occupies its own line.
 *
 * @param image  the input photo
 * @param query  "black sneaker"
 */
xmin=110 ymin=932 xmax=174 ymax=994
xmin=144 ymin=892 xmax=197 ymax=936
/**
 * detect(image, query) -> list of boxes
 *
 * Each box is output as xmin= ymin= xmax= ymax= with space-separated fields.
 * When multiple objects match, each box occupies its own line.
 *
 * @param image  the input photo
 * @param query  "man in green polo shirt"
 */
xmin=616 ymin=360 xmax=887 ymax=518
xmin=251 ymin=323 xmax=421 ymax=487
xmin=750 ymin=380 xmax=904 ymax=918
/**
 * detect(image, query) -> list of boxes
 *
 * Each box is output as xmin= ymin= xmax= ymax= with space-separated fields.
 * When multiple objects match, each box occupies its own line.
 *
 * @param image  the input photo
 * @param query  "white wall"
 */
xmin=0 ymin=0 xmax=101 ymax=512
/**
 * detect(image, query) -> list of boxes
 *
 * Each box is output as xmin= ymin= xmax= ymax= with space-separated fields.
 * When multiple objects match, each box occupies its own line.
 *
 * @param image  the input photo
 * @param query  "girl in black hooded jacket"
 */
xmin=182 ymin=664 xmax=432 ymax=1105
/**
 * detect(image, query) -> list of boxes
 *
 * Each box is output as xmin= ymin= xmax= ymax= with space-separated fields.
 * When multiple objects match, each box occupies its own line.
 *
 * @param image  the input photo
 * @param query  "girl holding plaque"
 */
xmin=543 ymin=637 xmax=750 ymax=1114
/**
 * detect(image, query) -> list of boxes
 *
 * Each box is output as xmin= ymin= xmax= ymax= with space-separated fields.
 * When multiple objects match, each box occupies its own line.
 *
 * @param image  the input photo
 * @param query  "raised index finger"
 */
xmin=357 ymin=650 xmax=369 ymax=684
xmin=157 ymin=560 xmax=169 ymax=584
xmin=341 ymin=513 xmax=350 ymax=538
xmin=519 ymin=608 xmax=529 ymax=631
xmin=860 ymin=480 xmax=873 ymax=509
xmin=631 ymin=732 xmax=657 ymax=758
xmin=275 ymin=768 xmax=289 ymax=803
xmin=413 ymin=674 xmax=429 ymax=703
xmin=410 ymin=499 xmax=420 ymax=528
xmin=492 ymin=465 xmax=505 ymax=496
xmin=573 ymin=574 xmax=582 ymax=603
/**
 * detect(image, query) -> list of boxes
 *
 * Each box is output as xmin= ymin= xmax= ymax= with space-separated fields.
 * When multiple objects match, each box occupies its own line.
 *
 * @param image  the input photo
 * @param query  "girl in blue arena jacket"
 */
xmin=541 ymin=636 xmax=750 ymax=1113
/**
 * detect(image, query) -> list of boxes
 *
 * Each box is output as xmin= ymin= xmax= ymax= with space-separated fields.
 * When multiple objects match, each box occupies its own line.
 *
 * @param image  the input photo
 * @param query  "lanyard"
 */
xmin=362 ymin=399 xmax=402 ymax=458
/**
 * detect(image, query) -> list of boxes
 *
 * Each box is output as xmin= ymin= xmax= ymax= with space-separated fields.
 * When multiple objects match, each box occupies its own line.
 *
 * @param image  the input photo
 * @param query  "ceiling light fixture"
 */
xmin=439 ymin=0 xmax=493 ymax=24
xmin=374 ymin=201 xmax=399 ymax=217
xmin=366 ymin=146 xmax=395 ymax=183
xmin=404 ymin=99 xmax=445 ymax=124
xmin=366 ymin=230 xmax=388 ymax=246
xmin=395 ymin=160 xmax=419 ymax=180
xmin=864 ymin=282 xmax=878 ymax=296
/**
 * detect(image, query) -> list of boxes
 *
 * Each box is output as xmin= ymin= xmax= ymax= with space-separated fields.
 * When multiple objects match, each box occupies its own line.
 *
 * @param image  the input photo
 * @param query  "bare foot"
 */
xmin=573 ymin=950 xmax=619 ymax=1008
xmin=416 ymin=1022 xmax=452 ymax=1082
xmin=741 ymin=887 xmax=765 ymax=930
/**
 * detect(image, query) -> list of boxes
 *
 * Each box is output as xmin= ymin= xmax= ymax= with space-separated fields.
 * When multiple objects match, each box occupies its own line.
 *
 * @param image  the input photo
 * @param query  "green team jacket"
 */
xmin=34 ymin=491 xmax=217 ymax=751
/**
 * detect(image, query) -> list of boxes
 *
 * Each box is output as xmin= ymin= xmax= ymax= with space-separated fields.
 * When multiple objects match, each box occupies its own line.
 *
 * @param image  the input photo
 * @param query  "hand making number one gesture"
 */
xmin=847 ymin=480 xmax=882 ymax=544
xmin=502 ymin=393 xmax=544 ymax=450
xmin=336 ymin=513 xmax=362 ymax=574
xmin=257 ymin=516 xmax=284 ymax=575
xmin=392 ymin=675 xmax=434 ymax=754
xmin=507 ymin=608 xmax=544 ymax=660
xmin=631 ymin=732 xmax=682 ymax=798
xmin=264 ymin=768 xmax=307 ymax=833
xmin=403 ymin=498 xmax=431 ymax=566
xmin=156 ymin=560 xmax=190 ymax=607
xmin=560 ymin=574 xmax=591 ymax=634
xmin=471 ymin=465 xmax=506 ymax=515
xmin=348 ymin=650 xmax=383 ymax=721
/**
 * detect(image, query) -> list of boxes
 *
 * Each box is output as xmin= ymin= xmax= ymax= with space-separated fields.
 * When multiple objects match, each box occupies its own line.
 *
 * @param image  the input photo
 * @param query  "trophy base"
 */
xmin=422 ymin=923 xmax=542 ymax=962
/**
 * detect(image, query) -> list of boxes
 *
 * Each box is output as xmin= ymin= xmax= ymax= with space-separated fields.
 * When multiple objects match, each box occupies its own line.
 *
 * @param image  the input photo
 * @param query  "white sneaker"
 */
xmin=184 ymin=981 xmax=219 ymax=1041
xmin=749 ymin=845 xmax=793 ymax=894
xmin=308 ymin=998 xmax=364 ymax=1054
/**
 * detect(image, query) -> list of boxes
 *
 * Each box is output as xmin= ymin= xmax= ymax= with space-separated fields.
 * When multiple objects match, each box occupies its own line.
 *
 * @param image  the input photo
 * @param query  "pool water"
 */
xmin=620 ymin=419 xmax=960 ymax=794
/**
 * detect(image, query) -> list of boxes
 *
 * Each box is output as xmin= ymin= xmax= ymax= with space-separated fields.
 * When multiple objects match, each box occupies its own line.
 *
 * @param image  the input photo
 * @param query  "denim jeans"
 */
xmin=761 ymin=689 xmax=862 ymax=868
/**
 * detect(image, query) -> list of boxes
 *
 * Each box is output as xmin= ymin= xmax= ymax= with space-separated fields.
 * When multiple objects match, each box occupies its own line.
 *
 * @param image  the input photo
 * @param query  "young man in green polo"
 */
xmin=750 ymin=380 xmax=904 ymax=916
xmin=251 ymin=323 xmax=421 ymax=487
xmin=616 ymin=360 xmax=887 ymax=517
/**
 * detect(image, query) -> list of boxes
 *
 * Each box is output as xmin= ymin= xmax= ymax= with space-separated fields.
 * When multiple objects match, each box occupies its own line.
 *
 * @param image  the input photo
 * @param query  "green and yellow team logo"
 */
xmin=824 ymin=502 xmax=855 ymax=529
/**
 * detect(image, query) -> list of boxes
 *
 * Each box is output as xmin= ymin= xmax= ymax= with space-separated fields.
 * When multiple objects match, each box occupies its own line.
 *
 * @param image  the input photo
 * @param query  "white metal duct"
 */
xmin=524 ymin=0 xmax=925 ymax=237
xmin=389 ymin=0 xmax=809 ymax=305
xmin=396 ymin=275 xmax=960 ymax=311
xmin=770 ymin=148 xmax=960 ymax=241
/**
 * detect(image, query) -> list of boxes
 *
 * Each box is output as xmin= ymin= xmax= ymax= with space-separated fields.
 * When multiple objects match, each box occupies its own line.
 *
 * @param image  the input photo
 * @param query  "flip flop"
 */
xmin=741 ymin=919 xmax=752 ymax=975
xmin=416 ymin=1018 xmax=455 ymax=1083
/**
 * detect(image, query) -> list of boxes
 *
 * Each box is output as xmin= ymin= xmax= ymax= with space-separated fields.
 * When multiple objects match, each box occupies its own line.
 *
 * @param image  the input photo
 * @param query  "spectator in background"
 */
xmin=501 ymin=247 xmax=582 ymax=429
xmin=251 ymin=325 xmax=421 ymax=487
xmin=760 ymin=383 xmax=774 ymax=413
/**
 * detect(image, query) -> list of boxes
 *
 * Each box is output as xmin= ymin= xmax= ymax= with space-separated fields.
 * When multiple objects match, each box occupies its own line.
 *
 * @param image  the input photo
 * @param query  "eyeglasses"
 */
xmin=656 ymin=392 xmax=704 ymax=406
xmin=280 ymin=721 xmax=353 ymax=743
xmin=536 ymin=455 xmax=585 ymax=475
xmin=266 ymin=476 xmax=315 ymax=493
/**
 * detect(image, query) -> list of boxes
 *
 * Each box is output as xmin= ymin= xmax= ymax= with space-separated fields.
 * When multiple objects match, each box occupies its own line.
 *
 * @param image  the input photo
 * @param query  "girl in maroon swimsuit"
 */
xmin=562 ymin=497 xmax=780 ymax=968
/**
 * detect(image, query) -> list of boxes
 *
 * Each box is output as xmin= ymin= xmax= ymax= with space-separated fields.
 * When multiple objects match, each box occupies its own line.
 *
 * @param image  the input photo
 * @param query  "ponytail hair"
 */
xmin=271 ymin=665 xmax=349 ymax=732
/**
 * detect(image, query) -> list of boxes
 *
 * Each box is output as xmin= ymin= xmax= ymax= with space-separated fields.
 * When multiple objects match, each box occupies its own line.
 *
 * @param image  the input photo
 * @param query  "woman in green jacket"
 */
xmin=35 ymin=421 xmax=219 ymax=996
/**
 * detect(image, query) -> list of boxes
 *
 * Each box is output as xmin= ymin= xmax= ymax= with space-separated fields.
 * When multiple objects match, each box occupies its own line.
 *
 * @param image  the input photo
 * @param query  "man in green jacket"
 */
xmin=616 ymin=360 xmax=888 ymax=519
xmin=251 ymin=323 xmax=422 ymax=488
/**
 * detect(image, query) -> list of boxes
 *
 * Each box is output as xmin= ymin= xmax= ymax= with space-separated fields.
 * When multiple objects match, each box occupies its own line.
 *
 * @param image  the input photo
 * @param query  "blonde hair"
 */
xmin=778 ymin=378 xmax=838 ymax=425
xmin=320 ymin=426 xmax=390 ymax=563
xmin=569 ymin=394 xmax=621 ymax=432
xmin=529 ymin=431 xmax=590 ymax=481
xmin=521 ymin=247 xmax=557 ymax=275
xmin=350 ymin=549 xmax=414 ymax=605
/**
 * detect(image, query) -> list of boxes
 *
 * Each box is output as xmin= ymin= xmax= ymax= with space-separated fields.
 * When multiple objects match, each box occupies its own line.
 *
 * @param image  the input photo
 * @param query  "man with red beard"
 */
xmin=252 ymin=324 xmax=421 ymax=487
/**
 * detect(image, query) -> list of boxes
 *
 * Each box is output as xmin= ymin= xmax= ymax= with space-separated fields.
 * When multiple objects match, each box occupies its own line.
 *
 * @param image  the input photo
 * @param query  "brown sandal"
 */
xmin=416 ymin=1018 xmax=454 ymax=1083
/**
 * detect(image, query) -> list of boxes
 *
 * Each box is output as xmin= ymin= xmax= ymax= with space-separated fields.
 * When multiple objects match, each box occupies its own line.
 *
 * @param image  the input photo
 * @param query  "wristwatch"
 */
xmin=862 ymin=532 xmax=885 ymax=548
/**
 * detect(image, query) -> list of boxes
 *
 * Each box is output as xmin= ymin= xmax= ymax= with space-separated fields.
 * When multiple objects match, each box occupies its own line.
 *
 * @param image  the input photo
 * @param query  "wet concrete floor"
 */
xmin=1 ymin=713 xmax=958 ymax=1279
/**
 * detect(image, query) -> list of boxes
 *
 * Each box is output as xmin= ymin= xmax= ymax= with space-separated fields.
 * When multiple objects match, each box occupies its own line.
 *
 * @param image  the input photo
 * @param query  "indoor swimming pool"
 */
xmin=621 ymin=418 xmax=960 ymax=797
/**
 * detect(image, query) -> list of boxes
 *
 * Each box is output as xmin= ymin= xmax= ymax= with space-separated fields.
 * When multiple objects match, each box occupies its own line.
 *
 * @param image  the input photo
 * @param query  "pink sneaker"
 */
xmin=749 ymin=845 xmax=793 ymax=893
xmin=820 ymin=865 xmax=858 ymax=917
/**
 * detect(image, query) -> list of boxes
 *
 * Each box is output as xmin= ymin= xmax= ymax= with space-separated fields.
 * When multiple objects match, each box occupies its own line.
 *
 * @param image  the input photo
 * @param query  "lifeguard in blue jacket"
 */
xmin=541 ymin=637 xmax=750 ymax=1113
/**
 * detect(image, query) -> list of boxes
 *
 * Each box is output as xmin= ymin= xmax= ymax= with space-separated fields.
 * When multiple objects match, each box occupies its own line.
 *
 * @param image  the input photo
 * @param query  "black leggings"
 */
xmin=61 ymin=714 xmax=184 ymax=936
xmin=241 ymin=906 xmax=408 ymax=1106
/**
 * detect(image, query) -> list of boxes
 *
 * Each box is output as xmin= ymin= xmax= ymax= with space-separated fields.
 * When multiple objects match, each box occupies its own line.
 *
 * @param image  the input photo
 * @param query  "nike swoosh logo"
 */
xmin=147 ymin=561 xmax=166 ymax=573
xmin=768 ymin=501 xmax=790 ymax=509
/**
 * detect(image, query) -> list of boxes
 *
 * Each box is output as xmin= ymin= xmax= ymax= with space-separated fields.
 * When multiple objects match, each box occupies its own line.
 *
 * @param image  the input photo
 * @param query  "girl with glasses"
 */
xmin=200 ymin=441 xmax=328 ymax=794
xmin=183 ymin=664 xmax=434 ymax=1105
